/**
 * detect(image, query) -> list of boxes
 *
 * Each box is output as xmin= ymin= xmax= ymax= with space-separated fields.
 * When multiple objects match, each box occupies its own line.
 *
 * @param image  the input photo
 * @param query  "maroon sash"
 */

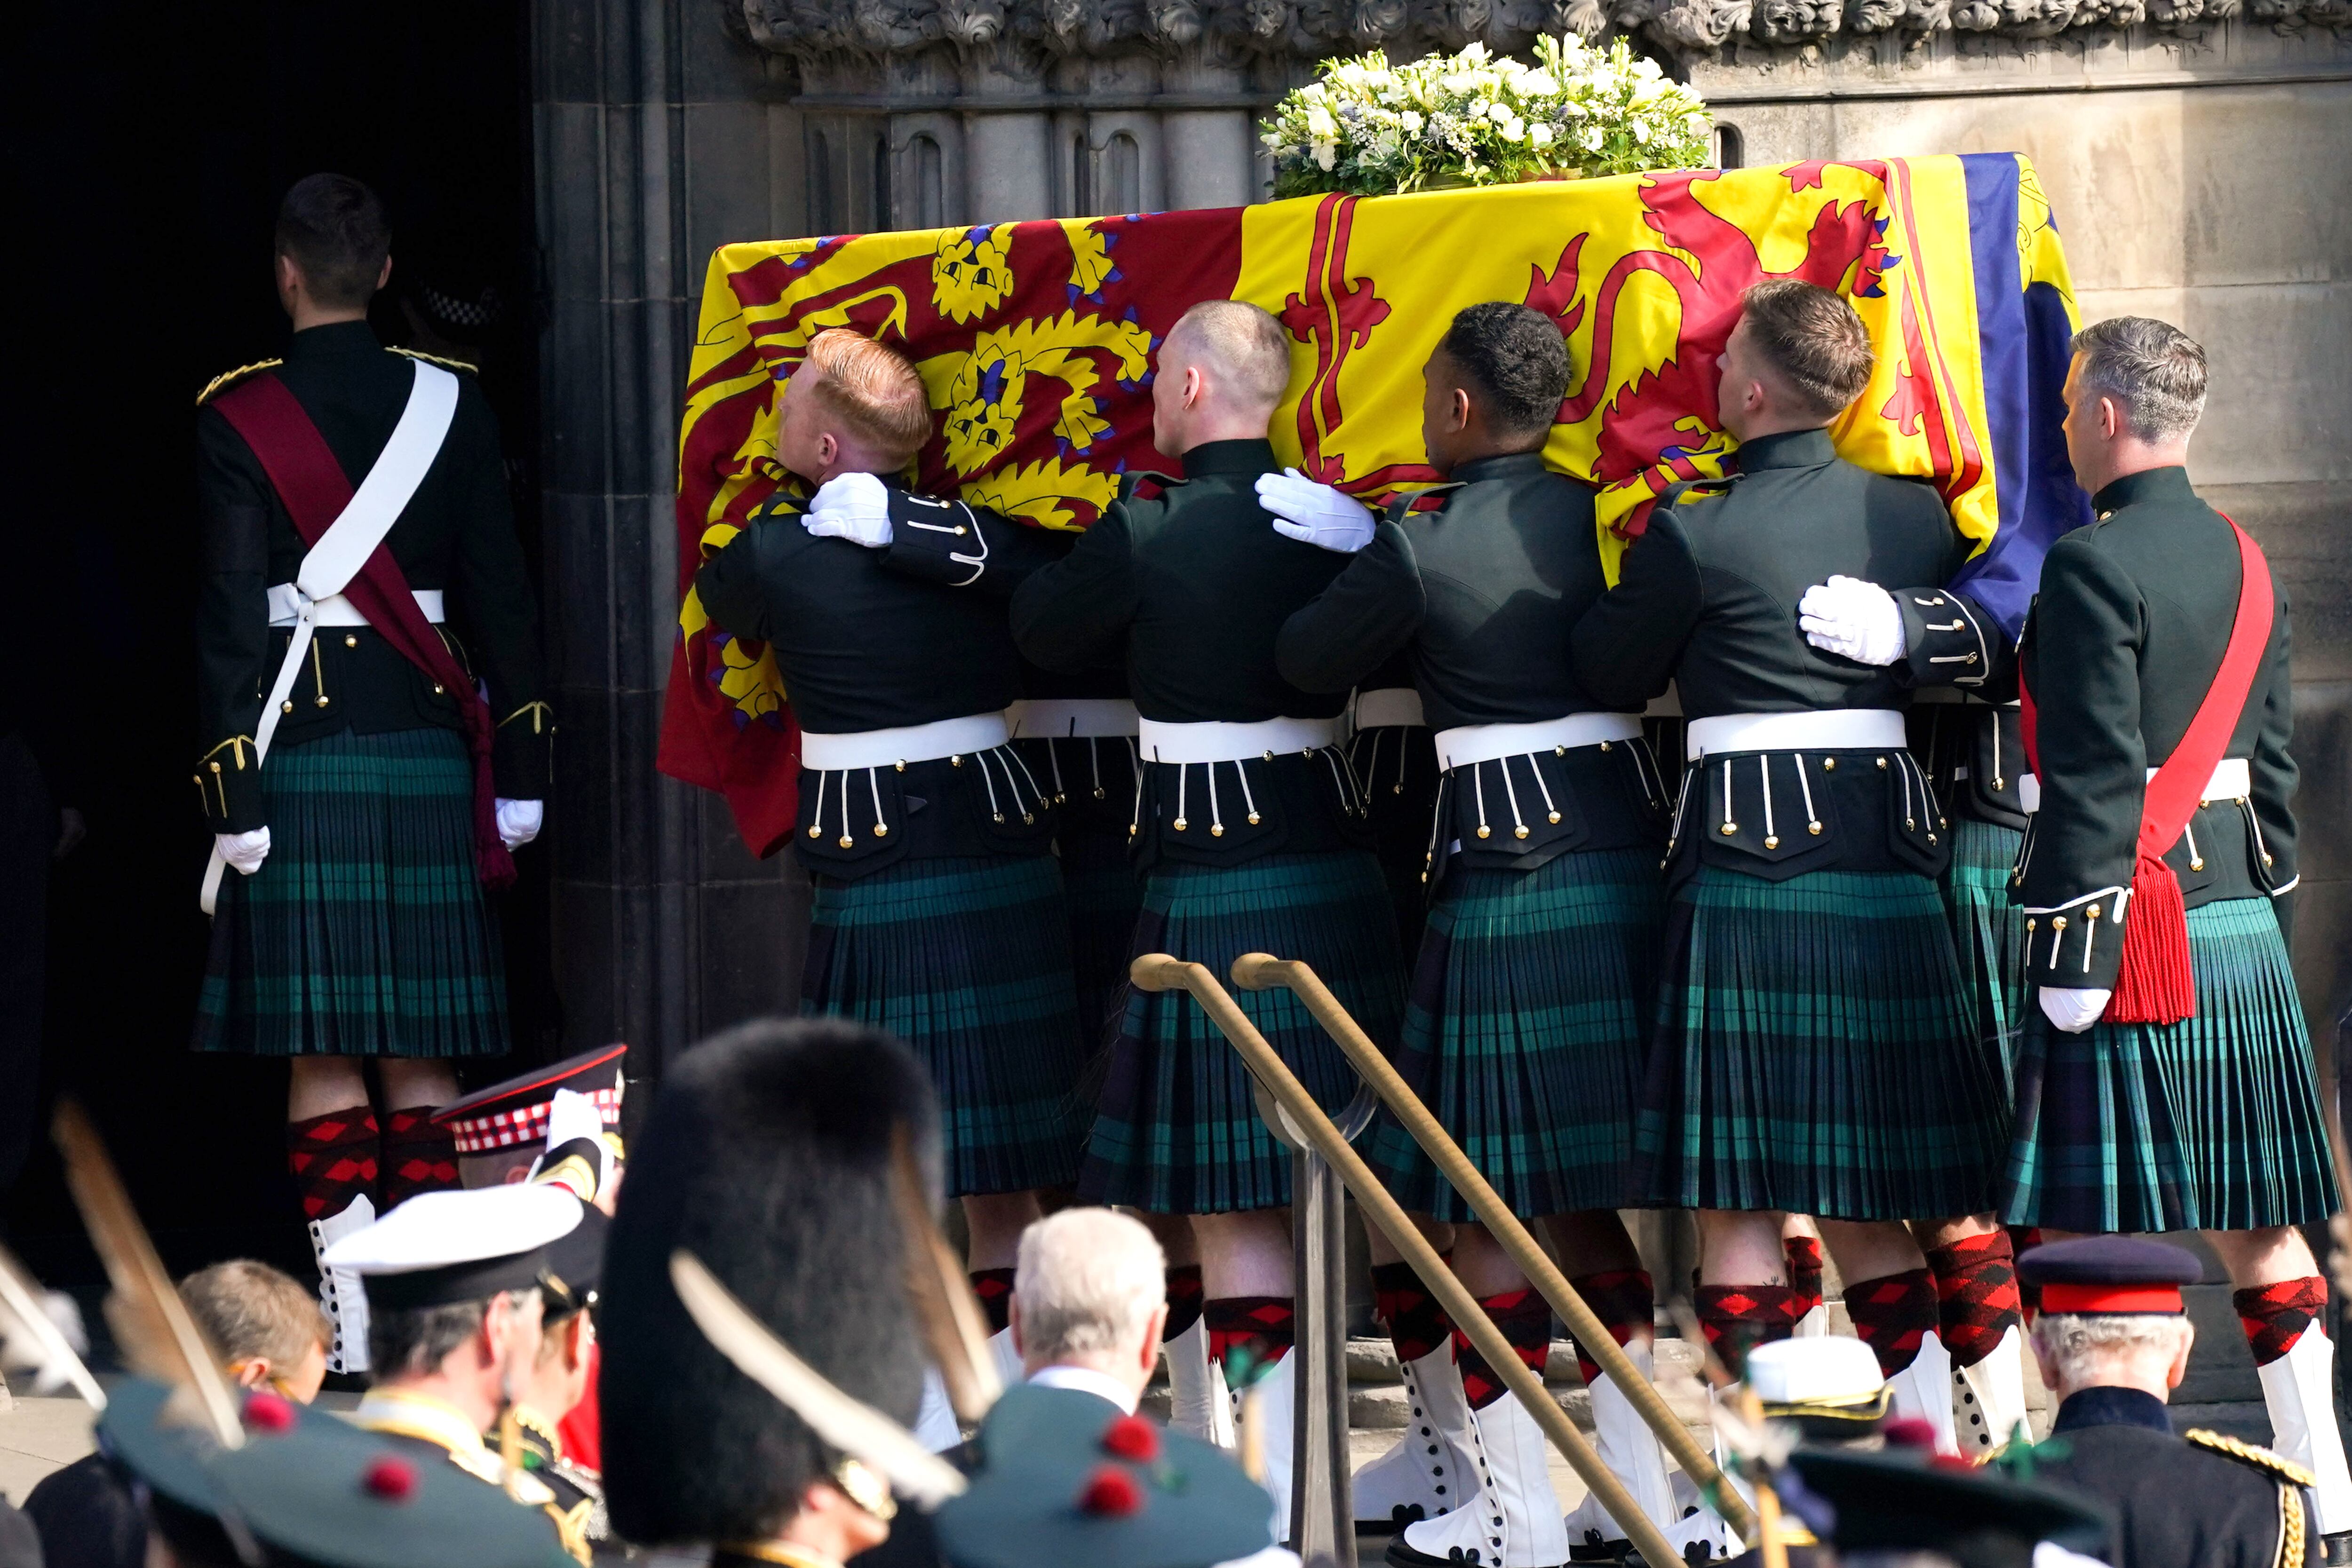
xmin=211 ymin=371 xmax=515 ymax=890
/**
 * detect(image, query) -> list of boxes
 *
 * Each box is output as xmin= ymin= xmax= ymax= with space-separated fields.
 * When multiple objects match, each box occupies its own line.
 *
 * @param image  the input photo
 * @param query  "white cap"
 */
xmin=1744 ymin=1335 xmax=1886 ymax=1408
xmin=321 ymin=1185 xmax=584 ymax=1311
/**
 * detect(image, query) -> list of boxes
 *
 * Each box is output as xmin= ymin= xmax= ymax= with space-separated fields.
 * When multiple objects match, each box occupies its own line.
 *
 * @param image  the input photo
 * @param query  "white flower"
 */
xmin=1313 ymin=141 xmax=1338 ymax=170
xmin=1503 ymin=117 xmax=1526 ymax=142
xmin=1583 ymin=125 xmax=1605 ymax=152
xmin=1400 ymin=110 xmax=1424 ymax=132
xmin=1305 ymin=105 xmax=1338 ymax=139
xmin=1460 ymin=40 xmax=1489 ymax=61
xmin=1521 ymin=71 xmax=1559 ymax=96
xmin=1529 ymin=121 xmax=1555 ymax=147
xmin=1302 ymin=82 xmax=1327 ymax=102
xmin=1486 ymin=100 xmax=1513 ymax=123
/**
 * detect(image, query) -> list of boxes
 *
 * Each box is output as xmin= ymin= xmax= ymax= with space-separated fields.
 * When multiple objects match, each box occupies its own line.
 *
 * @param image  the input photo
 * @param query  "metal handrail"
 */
xmin=1232 ymin=951 xmax=1756 ymax=1540
xmin=1129 ymin=954 xmax=1686 ymax=1568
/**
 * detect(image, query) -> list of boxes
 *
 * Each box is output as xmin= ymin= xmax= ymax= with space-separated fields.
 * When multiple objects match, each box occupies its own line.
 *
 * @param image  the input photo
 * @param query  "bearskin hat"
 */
xmin=599 ymin=1017 xmax=941 ymax=1545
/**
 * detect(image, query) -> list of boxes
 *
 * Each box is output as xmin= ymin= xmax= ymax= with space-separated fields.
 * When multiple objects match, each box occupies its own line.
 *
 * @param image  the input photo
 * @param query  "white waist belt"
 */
xmin=1355 ymin=688 xmax=1425 ymax=730
xmin=269 ymin=583 xmax=445 ymax=627
xmin=1006 ymin=698 xmax=1138 ymax=739
xmin=2015 ymin=757 xmax=2249 ymax=816
xmin=1139 ymin=716 xmax=1336 ymax=765
xmin=1436 ymin=713 xmax=1643 ymax=771
xmin=800 ymin=713 xmax=1010 ymax=771
xmin=1685 ymin=708 xmax=1907 ymax=761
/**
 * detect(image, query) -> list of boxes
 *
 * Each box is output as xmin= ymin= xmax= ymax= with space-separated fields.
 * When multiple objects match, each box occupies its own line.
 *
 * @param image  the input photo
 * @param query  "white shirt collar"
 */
xmin=1024 ymin=1363 xmax=1141 ymax=1414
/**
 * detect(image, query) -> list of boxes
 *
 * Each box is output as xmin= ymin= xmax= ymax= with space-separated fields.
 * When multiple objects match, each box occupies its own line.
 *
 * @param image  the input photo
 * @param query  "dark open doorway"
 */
xmin=2 ymin=1 xmax=548 ymax=1291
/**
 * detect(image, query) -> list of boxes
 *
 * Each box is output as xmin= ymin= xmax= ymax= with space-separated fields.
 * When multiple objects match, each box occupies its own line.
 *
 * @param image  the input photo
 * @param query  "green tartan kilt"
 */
xmin=1370 ymin=848 xmax=1662 ymax=1222
xmin=1079 ymin=850 xmax=1405 ymax=1214
xmin=194 ymin=727 xmax=509 ymax=1059
xmin=1634 ymin=864 xmax=2010 ymax=1221
xmin=1944 ymin=816 xmax=2028 ymax=1091
xmin=1999 ymin=896 xmax=2337 ymax=1233
xmin=1058 ymin=816 xmax=1146 ymax=1060
xmin=803 ymin=854 xmax=1088 ymax=1199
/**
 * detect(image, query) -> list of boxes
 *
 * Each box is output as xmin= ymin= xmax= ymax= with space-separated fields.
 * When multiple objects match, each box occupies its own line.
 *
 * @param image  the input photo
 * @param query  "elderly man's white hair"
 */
xmin=1166 ymin=300 xmax=1292 ymax=409
xmin=1014 ymin=1207 xmax=1167 ymax=1361
xmin=2030 ymin=1310 xmax=2194 ymax=1388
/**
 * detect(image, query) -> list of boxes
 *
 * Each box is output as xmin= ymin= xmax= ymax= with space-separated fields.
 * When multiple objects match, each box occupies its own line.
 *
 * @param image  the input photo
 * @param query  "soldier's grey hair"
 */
xmin=2072 ymin=316 xmax=2207 ymax=443
xmin=1167 ymin=300 xmax=1294 ymax=409
xmin=1014 ymin=1207 xmax=1166 ymax=1362
xmin=2031 ymin=1310 xmax=2194 ymax=1390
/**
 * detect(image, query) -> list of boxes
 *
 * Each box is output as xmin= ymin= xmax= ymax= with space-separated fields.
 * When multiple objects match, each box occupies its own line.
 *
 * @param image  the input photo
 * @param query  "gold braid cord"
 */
xmin=2186 ymin=1429 xmax=2317 ymax=1568
xmin=195 ymin=359 xmax=282 ymax=406
xmin=388 ymin=346 xmax=480 ymax=374
xmin=500 ymin=700 xmax=555 ymax=734
xmin=2277 ymin=1476 xmax=2307 ymax=1568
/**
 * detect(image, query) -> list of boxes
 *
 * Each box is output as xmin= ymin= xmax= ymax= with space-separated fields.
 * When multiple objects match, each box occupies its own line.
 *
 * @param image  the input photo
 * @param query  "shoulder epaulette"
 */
xmin=1117 ymin=469 xmax=1184 ymax=504
xmin=2185 ymin=1429 xmax=2318 ymax=1489
xmin=1384 ymin=483 xmax=1463 ymax=524
xmin=389 ymin=346 xmax=480 ymax=374
xmin=195 ymin=359 xmax=282 ymax=406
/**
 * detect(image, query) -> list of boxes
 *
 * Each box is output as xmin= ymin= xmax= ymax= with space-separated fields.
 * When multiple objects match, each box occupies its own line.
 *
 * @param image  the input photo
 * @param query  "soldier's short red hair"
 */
xmin=798 ymin=329 xmax=932 ymax=467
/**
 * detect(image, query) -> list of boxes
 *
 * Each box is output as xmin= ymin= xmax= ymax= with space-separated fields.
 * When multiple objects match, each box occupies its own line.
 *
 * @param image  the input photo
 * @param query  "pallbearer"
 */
xmin=1995 ymin=317 xmax=2349 ymax=1549
xmin=1572 ymin=282 xmax=2010 ymax=1431
xmin=1259 ymin=303 xmax=1686 ymax=1564
xmin=1010 ymin=300 xmax=1408 ymax=1532
xmin=693 ymin=329 xmax=1088 ymax=1390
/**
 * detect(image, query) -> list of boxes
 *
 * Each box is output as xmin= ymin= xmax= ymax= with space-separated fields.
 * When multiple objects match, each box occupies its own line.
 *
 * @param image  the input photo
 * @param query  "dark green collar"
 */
xmin=1448 ymin=450 xmax=1550 ymax=485
xmin=1178 ymin=438 xmax=1278 ymax=479
xmin=1734 ymin=427 xmax=1838 ymax=473
xmin=284 ymin=319 xmax=383 ymax=362
xmin=2092 ymin=465 xmax=2196 ymax=515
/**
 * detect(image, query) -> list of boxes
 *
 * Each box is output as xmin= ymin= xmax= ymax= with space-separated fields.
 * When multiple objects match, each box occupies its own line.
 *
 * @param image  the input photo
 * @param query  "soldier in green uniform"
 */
xmin=2015 ymin=1236 xmax=2320 ymax=1568
xmin=1008 ymin=299 xmax=1408 ymax=1531
xmin=1570 ymin=281 xmax=2010 ymax=1429
xmin=192 ymin=174 xmax=552 ymax=1373
xmin=1988 ymin=317 xmax=2349 ymax=1549
xmin=1255 ymin=302 xmax=1685 ymax=1560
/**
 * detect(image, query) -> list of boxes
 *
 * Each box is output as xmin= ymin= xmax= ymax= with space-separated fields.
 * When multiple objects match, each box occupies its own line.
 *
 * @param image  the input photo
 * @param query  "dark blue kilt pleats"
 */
xmin=802 ymin=854 xmax=1087 ymax=1198
xmin=194 ymin=728 xmax=509 ymax=1059
xmin=1059 ymin=819 xmax=1147 ymax=1060
xmin=1634 ymin=865 xmax=2010 ymax=1221
xmin=1944 ymin=816 xmax=2028 ymax=1092
xmin=1370 ymin=848 xmax=1663 ymax=1222
xmin=1999 ymin=896 xmax=2337 ymax=1233
xmin=1080 ymin=850 xmax=1405 ymax=1214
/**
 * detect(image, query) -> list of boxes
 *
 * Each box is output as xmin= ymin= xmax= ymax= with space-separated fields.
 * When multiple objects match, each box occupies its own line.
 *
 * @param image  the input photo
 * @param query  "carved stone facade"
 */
xmin=532 ymin=0 xmax=2351 ymax=1076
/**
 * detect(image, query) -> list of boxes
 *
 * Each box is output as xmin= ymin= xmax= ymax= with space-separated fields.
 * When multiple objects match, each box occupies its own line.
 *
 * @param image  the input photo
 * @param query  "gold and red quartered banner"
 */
xmin=660 ymin=154 xmax=2082 ymax=856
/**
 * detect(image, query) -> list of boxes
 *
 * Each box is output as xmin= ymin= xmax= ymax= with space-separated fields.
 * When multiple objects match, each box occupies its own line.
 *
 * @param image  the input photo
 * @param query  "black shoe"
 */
xmin=2321 ymin=1530 xmax=2352 ymax=1567
xmin=1568 ymin=1531 xmax=1631 ymax=1563
xmin=1360 ymin=1504 xmax=1433 ymax=1538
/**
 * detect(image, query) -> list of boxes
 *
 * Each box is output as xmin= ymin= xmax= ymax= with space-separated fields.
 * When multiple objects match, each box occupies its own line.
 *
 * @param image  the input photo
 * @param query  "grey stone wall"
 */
xmin=532 ymin=0 xmax=2352 ymax=1068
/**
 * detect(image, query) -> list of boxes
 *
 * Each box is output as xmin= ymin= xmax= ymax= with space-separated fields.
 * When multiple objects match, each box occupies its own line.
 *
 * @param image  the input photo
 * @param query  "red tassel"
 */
xmin=2106 ymin=851 xmax=2195 ymax=1024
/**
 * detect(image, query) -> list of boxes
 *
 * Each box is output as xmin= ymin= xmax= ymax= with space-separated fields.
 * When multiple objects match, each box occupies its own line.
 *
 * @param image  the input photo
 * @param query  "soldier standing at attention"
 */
xmin=1991 ymin=317 xmax=2350 ymax=1549
xmin=692 ymin=329 xmax=1087 ymax=1392
xmin=1007 ymin=300 xmax=1408 ymax=1530
xmin=1257 ymin=303 xmax=1688 ymax=1562
xmin=192 ymin=174 xmax=551 ymax=1373
xmin=1571 ymin=281 xmax=2010 ymax=1428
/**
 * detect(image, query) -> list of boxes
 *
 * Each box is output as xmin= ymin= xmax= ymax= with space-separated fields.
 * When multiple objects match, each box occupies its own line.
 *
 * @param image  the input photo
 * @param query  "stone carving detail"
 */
xmin=732 ymin=0 xmax=2346 ymax=70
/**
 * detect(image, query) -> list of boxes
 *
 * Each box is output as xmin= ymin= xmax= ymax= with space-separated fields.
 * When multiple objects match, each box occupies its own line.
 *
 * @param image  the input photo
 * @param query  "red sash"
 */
xmin=2020 ymin=515 xmax=2271 ymax=1024
xmin=211 ymin=372 xmax=516 ymax=891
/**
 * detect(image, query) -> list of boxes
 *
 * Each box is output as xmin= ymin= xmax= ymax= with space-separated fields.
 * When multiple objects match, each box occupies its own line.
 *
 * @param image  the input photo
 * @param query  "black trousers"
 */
xmin=0 ymin=735 xmax=51 ymax=1193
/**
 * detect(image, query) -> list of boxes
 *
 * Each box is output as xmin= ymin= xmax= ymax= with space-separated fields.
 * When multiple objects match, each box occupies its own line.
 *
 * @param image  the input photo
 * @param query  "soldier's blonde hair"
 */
xmin=798 ymin=328 xmax=933 ymax=467
xmin=1166 ymin=301 xmax=1293 ymax=410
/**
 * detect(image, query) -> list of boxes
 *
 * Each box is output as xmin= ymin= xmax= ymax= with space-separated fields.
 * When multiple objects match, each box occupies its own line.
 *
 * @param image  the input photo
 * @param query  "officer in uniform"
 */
xmin=193 ymin=173 xmax=552 ymax=1373
xmin=1255 ymin=302 xmax=1683 ymax=1560
xmin=2017 ymin=1236 xmax=2320 ymax=1568
xmin=1989 ymin=317 xmax=2349 ymax=1545
xmin=98 ymin=1377 xmax=574 ymax=1568
xmin=693 ymin=328 xmax=1088 ymax=1394
xmin=321 ymin=1182 xmax=598 ymax=1563
xmin=1571 ymin=280 xmax=2009 ymax=1433
xmin=596 ymin=1017 xmax=938 ymax=1568
xmin=1006 ymin=299 xmax=1409 ymax=1529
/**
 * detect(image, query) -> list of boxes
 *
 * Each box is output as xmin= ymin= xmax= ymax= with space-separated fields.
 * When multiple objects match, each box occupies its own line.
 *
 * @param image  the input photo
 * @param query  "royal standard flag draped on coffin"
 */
xmin=659 ymin=153 xmax=2086 ymax=857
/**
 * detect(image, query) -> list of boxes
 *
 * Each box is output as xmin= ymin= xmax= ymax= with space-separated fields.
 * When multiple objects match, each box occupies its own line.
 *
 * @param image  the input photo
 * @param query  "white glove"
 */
xmin=496 ymin=799 xmax=544 ymax=849
xmin=1798 ymin=574 xmax=1907 ymax=666
xmin=216 ymin=828 xmax=271 ymax=876
xmin=2039 ymin=986 xmax=2112 ymax=1034
xmin=1256 ymin=468 xmax=1376 ymax=554
xmin=804 ymin=471 xmax=894 ymax=547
